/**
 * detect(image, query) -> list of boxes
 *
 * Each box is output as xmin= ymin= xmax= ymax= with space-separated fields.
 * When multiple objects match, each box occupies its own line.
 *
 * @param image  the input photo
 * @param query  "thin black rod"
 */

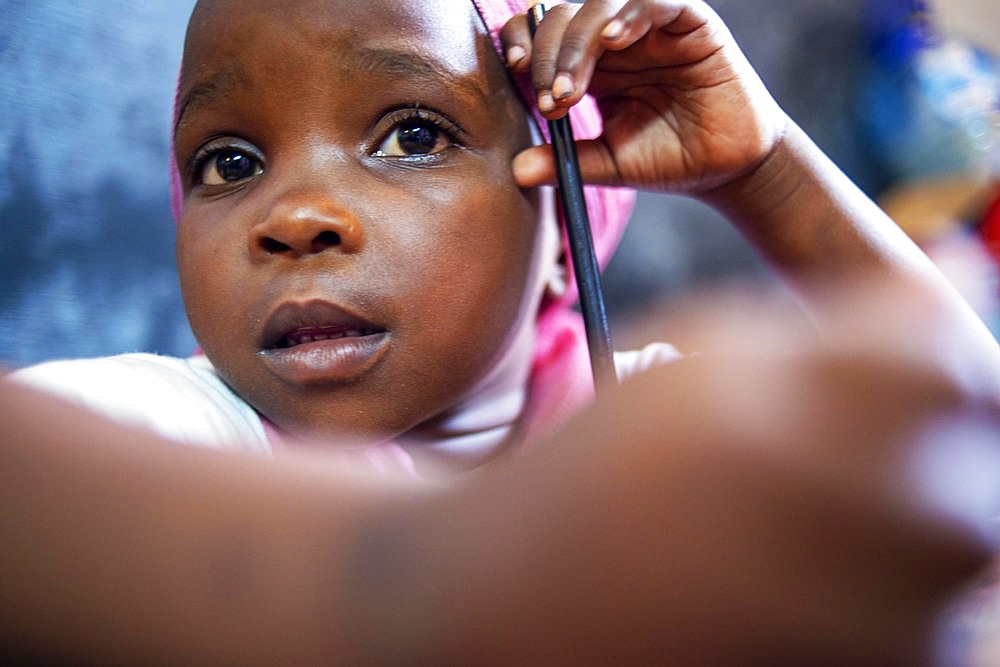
xmin=528 ymin=3 xmax=616 ymax=388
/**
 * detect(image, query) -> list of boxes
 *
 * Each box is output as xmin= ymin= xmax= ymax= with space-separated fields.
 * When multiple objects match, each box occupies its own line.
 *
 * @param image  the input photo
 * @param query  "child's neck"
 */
xmin=396 ymin=379 xmax=528 ymax=473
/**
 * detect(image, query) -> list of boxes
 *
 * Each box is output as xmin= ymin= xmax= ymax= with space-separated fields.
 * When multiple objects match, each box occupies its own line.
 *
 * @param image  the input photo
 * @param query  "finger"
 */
xmin=541 ymin=1 xmax=626 ymax=116
xmin=512 ymin=139 xmax=621 ymax=188
xmin=512 ymin=146 xmax=555 ymax=188
xmin=600 ymin=0 xmax=702 ymax=49
xmin=523 ymin=2 xmax=580 ymax=117
xmin=535 ymin=0 xmax=709 ymax=118
xmin=498 ymin=13 xmax=533 ymax=72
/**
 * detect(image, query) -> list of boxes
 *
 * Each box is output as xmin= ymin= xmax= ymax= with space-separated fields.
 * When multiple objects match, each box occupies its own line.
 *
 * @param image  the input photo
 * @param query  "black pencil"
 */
xmin=527 ymin=2 xmax=616 ymax=389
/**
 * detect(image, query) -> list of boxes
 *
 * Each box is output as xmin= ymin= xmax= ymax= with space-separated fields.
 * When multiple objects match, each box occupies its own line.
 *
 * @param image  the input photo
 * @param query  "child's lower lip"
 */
xmin=260 ymin=332 xmax=389 ymax=384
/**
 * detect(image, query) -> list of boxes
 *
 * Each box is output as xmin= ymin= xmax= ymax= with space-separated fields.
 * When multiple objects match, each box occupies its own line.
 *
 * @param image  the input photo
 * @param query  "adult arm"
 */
xmin=2 ymin=327 xmax=994 ymax=664
xmin=701 ymin=120 xmax=1000 ymax=401
xmin=0 ymin=379 xmax=416 ymax=664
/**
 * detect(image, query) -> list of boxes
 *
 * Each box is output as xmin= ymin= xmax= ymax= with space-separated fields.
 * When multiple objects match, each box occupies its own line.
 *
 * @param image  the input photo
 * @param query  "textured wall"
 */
xmin=603 ymin=0 xmax=873 ymax=342
xmin=935 ymin=0 xmax=1000 ymax=53
xmin=1 ymin=0 xmax=871 ymax=367
xmin=1 ymin=1 xmax=198 ymax=367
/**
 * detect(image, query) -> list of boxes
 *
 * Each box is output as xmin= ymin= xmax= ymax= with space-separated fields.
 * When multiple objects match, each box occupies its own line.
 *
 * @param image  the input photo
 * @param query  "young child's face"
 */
xmin=173 ymin=0 xmax=559 ymax=443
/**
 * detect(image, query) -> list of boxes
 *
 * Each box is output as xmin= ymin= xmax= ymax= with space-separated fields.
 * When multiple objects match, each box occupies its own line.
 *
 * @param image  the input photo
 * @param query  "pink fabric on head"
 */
xmin=169 ymin=0 xmax=636 ymax=443
xmin=471 ymin=0 xmax=634 ymax=293
xmin=470 ymin=0 xmax=635 ymax=439
xmin=169 ymin=76 xmax=184 ymax=224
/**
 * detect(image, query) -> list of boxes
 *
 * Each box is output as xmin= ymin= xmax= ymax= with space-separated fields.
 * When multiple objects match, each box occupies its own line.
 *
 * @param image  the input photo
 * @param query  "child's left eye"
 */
xmin=372 ymin=109 xmax=461 ymax=159
xmin=376 ymin=122 xmax=445 ymax=157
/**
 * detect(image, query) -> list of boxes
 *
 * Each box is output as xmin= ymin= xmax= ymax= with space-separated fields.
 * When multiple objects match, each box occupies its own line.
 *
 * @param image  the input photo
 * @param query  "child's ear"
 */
xmin=545 ymin=251 xmax=569 ymax=300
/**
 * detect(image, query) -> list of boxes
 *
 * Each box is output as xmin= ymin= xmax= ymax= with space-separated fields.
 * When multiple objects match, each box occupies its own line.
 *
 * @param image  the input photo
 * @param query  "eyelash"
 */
xmin=188 ymin=137 xmax=264 ymax=188
xmin=371 ymin=106 xmax=465 ymax=160
xmin=185 ymin=105 xmax=467 ymax=187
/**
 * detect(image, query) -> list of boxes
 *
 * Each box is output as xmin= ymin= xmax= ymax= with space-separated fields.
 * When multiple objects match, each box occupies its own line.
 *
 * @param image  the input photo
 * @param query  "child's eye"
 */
xmin=376 ymin=122 xmax=446 ymax=157
xmin=200 ymin=149 xmax=264 ymax=185
xmin=372 ymin=108 xmax=462 ymax=159
xmin=188 ymin=138 xmax=265 ymax=187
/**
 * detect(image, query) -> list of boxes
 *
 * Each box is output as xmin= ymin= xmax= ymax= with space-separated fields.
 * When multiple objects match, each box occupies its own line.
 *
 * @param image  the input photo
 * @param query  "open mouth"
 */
xmin=259 ymin=300 xmax=390 ymax=383
xmin=261 ymin=300 xmax=387 ymax=351
xmin=275 ymin=325 xmax=384 ymax=349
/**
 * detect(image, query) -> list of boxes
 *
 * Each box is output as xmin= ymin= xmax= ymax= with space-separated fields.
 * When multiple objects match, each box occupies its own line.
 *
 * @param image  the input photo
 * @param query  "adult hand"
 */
xmin=503 ymin=0 xmax=787 ymax=194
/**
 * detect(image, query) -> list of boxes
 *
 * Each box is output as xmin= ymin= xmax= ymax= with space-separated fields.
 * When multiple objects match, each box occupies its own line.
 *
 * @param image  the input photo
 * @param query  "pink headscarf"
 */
xmin=169 ymin=0 xmax=635 ymax=442
xmin=470 ymin=0 xmax=635 ymax=438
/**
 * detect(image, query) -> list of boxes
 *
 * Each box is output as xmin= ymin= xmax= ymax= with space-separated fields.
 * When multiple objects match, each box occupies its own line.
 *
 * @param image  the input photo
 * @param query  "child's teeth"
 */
xmin=283 ymin=328 xmax=376 ymax=347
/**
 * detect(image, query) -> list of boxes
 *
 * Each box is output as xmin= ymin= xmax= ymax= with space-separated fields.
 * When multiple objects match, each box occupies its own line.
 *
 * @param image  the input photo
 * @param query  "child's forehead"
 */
xmin=178 ymin=0 xmax=509 ymax=129
xmin=188 ymin=0 xmax=487 ymax=50
xmin=183 ymin=0 xmax=498 ymax=90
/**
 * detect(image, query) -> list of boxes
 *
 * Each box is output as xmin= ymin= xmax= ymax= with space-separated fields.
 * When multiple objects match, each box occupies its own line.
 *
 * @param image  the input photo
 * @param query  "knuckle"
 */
xmin=560 ymin=32 xmax=591 ymax=55
xmin=531 ymin=59 xmax=557 ymax=89
xmin=499 ymin=15 xmax=525 ymax=43
xmin=544 ymin=2 xmax=578 ymax=20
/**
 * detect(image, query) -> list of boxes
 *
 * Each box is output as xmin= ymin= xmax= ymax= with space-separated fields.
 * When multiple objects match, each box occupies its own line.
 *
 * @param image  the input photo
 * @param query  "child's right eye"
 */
xmin=199 ymin=149 xmax=264 ymax=186
xmin=189 ymin=139 xmax=265 ymax=187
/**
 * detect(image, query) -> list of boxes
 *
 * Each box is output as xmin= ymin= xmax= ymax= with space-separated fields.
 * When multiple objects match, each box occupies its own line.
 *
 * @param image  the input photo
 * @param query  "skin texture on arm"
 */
xmin=0 ymin=380 xmax=424 ymax=664
xmin=415 ymin=359 xmax=990 ymax=664
xmin=2 ymin=0 xmax=997 ymax=662
xmin=1 ymin=291 xmax=995 ymax=664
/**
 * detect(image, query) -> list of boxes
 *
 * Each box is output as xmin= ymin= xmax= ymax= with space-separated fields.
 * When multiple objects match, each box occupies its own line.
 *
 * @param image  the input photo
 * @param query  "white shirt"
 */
xmin=9 ymin=344 xmax=679 ymax=461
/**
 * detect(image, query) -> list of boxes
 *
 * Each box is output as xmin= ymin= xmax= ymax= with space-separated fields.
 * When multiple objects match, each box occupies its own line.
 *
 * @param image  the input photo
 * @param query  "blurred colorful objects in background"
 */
xmin=856 ymin=0 xmax=1000 ymax=337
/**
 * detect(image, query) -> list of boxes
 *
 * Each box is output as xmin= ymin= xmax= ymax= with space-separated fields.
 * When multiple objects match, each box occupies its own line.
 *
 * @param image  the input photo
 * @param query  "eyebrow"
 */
xmin=174 ymin=65 xmax=250 ymax=137
xmin=349 ymin=46 xmax=492 ymax=109
xmin=173 ymin=46 xmax=492 ymax=137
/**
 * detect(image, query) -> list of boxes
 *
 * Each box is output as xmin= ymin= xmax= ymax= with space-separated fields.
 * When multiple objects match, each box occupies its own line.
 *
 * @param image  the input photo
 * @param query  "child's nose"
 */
xmin=251 ymin=193 xmax=364 ymax=258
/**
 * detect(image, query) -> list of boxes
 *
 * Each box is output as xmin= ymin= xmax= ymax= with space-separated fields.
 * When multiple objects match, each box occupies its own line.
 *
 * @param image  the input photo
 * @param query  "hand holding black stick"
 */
xmin=527 ymin=2 xmax=616 ymax=389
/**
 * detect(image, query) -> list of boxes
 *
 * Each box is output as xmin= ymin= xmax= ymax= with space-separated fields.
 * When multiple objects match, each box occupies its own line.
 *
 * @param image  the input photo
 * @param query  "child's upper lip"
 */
xmin=260 ymin=299 xmax=386 ymax=350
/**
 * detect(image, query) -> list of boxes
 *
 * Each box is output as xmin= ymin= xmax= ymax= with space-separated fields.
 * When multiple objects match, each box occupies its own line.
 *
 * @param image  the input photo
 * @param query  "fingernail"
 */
xmin=506 ymin=44 xmax=527 ymax=68
xmin=552 ymin=73 xmax=575 ymax=100
xmin=601 ymin=19 xmax=624 ymax=40
xmin=537 ymin=91 xmax=555 ymax=114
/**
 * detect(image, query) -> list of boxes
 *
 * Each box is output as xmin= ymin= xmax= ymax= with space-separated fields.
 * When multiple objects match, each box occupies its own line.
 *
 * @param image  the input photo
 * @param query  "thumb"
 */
xmin=512 ymin=140 xmax=621 ymax=188
xmin=512 ymin=145 xmax=556 ymax=188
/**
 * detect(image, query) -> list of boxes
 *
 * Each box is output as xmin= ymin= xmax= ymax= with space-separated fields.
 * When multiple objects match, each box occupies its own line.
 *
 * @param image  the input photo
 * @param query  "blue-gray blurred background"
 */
xmin=2 ymin=0 xmax=991 ymax=367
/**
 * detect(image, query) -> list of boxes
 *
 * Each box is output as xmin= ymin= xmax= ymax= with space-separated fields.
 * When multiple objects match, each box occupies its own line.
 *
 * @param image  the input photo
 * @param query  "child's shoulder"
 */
xmin=7 ymin=353 xmax=269 ymax=452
